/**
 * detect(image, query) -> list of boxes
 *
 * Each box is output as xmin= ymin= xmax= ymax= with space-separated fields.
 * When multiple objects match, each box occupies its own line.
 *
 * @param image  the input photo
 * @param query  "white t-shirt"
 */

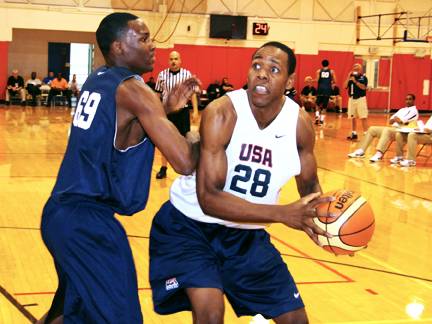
xmin=391 ymin=105 xmax=418 ymax=126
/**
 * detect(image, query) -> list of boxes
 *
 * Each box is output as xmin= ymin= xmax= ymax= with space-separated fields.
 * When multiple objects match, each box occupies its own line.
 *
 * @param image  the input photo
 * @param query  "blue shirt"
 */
xmin=347 ymin=74 xmax=368 ymax=99
xmin=51 ymin=66 xmax=155 ymax=215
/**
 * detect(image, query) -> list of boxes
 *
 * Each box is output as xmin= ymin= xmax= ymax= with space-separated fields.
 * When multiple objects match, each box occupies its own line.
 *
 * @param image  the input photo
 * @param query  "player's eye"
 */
xmin=271 ymin=67 xmax=280 ymax=73
xmin=252 ymin=63 xmax=261 ymax=70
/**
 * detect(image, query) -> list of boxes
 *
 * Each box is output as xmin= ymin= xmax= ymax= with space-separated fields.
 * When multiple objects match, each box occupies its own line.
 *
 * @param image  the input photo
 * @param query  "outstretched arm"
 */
xmin=117 ymin=77 xmax=200 ymax=175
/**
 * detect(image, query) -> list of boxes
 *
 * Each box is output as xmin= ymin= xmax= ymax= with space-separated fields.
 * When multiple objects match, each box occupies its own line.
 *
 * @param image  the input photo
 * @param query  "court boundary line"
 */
xmin=271 ymin=235 xmax=354 ymax=282
xmin=0 ymin=284 xmax=37 ymax=323
xmin=317 ymin=166 xmax=431 ymax=201
xmin=280 ymin=253 xmax=432 ymax=282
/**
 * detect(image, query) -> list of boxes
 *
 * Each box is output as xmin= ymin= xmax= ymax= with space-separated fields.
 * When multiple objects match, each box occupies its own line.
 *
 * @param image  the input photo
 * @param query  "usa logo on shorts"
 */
xmin=165 ymin=277 xmax=179 ymax=291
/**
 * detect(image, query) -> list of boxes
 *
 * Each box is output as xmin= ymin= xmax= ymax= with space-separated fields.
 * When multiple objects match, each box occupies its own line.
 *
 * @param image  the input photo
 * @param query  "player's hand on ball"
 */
xmin=283 ymin=192 xmax=335 ymax=246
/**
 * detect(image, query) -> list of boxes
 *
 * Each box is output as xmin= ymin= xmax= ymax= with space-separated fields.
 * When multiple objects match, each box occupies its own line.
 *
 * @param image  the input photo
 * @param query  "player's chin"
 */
xmin=251 ymin=93 xmax=271 ymax=107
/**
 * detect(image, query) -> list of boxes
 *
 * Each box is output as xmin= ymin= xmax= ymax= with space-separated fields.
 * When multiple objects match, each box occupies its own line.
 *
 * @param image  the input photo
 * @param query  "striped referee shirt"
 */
xmin=155 ymin=68 xmax=192 ymax=103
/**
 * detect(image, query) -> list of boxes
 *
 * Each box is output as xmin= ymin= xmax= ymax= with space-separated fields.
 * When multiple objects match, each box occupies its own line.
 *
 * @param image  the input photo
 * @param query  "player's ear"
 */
xmin=110 ymin=40 xmax=123 ymax=56
xmin=286 ymin=72 xmax=295 ymax=89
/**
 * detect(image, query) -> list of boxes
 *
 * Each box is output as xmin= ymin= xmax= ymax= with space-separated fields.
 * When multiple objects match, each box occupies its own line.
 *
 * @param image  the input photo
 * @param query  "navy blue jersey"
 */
xmin=347 ymin=74 xmax=368 ymax=99
xmin=51 ymin=66 xmax=155 ymax=215
xmin=317 ymin=68 xmax=332 ymax=95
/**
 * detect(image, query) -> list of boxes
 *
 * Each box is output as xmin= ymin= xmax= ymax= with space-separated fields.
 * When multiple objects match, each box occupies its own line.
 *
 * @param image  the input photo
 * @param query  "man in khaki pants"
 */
xmin=348 ymin=94 xmax=418 ymax=162
xmin=345 ymin=63 xmax=369 ymax=140
xmin=393 ymin=115 xmax=432 ymax=167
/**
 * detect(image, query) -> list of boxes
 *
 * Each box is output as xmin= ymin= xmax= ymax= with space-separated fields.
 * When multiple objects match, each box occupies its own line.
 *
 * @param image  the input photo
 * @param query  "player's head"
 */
xmin=406 ymin=93 xmax=415 ymax=106
xmin=12 ymin=69 xmax=18 ymax=77
xmin=169 ymin=51 xmax=182 ymax=72
xmin=96 ymin=12 xmax=155 ymax=74
xmin=322 ymin=59 xmax=329 ymax=67
xmin=304 ymin=76 xmax=313 ymax=85
xmin=247 ymin=42 xmax=296 ymax=107
xmin=353 ymin=63 xmax=362 ymax=73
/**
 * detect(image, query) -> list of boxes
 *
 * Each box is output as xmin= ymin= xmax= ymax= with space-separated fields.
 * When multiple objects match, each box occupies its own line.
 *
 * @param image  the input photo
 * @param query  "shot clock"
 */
xmin=252 ymin=22 xmax=269 ymax=35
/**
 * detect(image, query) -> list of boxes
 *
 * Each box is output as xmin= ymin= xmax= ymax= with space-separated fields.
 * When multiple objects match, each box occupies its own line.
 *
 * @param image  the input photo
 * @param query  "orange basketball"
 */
xmin=313 ymin=189 xmax=375 ymax=256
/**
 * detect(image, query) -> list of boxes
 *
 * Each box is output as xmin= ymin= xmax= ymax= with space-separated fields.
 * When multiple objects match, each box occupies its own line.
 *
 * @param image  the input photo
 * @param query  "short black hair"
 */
xmin=96 ymin=12 xmax=139 ymax=57
xmin=407 ymin=93 xmax=416 ymax=100
xmin=255 ymin=41 xmax=296 ymax=75
xmin=322 ymin=59 xmax=329 ymax=67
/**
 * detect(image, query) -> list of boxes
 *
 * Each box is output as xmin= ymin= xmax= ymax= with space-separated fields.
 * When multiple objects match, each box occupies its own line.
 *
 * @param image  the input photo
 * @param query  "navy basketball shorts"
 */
xmin=41 ymin=197 xmax=143 ymax=323
xmin=149 ymin=201 xmax=304 ymax=319
xmin=316 ymin=94 xmax=330 ymax=108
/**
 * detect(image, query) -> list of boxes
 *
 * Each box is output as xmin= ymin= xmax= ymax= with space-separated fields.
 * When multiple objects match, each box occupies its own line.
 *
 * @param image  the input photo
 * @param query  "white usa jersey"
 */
xmin=170 ymin=88 xmax=301 ymax=229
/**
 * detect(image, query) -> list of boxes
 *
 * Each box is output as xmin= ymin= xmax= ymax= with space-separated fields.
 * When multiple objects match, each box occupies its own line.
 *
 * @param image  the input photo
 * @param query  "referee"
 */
xmin=155 ymin=51 xmax=198 ymax=179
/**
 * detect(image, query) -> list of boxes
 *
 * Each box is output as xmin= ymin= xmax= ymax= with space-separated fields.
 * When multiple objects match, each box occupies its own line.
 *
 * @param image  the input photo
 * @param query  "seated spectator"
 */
xmin=348 ymin=93 xmax=418 ymax=162
xmin=300 ymin=76 xmax=317 ymax=110
xmin=43 ymin=71 xmax=55 ymax=85
xmin=220 ymin=77 xmax=234 ymax=96
xmin=206 ymin=79 xmax=221 ymax=101
xmin=328 ymin=81 xmax=342 ymax=112
xmin=5 ymin=69 xmax=26 ymax=105
xmin=46 ymin=72 xmax=72 ymax=108
xmin=391 ymin=116 xmax=432 ymax=167
xmin=26 ymin=72 xmax=42 ymax=106
xmin=69 ymin=74 xmax=80 ymax=98
xmin=146 ymin=76 xmax=156 ymax=91
xmin=285 ymin=86 xmax=297 ymax=102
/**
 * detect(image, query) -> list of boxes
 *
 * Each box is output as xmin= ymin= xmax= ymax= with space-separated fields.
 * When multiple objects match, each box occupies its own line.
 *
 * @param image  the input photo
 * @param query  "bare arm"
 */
xmin=331 ymin=69 xmax=337 ymax=84
xmin=295 ymin=109 xmax=322 ymax=197
xmin=197 ymin=98 xmax=332 ymax=241
xmin=116 ymin=78 xmax=199 ymax=174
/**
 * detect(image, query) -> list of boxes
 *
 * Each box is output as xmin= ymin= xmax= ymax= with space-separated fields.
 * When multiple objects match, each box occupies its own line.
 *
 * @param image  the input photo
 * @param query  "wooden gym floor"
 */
xmin=0 ymin=105 xmax=431 ymax=323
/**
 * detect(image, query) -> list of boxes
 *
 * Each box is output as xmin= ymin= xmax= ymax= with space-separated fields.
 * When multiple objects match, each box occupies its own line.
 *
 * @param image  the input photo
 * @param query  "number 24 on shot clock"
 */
xmin=253 ymin=22 xmax=269 ymax=35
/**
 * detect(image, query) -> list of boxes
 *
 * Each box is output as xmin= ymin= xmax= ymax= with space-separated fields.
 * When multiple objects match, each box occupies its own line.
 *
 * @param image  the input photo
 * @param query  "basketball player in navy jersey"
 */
xmin=149 ymin=42 xmax=334 ymax=323
xmin=38 ymin=13 xmax=200 ymax=323
xmin=315 ymin=59 xmax=336 ymax=125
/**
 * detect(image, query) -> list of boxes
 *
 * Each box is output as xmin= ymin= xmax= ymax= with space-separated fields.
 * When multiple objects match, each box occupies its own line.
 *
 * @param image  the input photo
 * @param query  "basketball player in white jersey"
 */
xmin=149 ymin=42 xmax=334 ymax=323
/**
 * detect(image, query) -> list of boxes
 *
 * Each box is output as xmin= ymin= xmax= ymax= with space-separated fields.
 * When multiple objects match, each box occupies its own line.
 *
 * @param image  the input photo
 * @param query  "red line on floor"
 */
xmin=297 ymin=280 xmax=350 ymax=285
xmin=365 ymin=288 xmax=378 ymax=295
xmin=271 ymin=235 xmax=355 ymax=283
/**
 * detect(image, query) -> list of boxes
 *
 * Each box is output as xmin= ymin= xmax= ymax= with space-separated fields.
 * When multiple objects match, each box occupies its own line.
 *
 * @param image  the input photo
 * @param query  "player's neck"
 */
xmin=250 ymin=96 xmax=286 ymax=129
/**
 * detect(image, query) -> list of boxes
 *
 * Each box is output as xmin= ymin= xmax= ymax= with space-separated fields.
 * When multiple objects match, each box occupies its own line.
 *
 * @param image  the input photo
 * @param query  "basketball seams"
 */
xmin=339 ymin=220 xmax=375 ymax=237
xmin=327 ymin=197 xmax=367 ymax=235
xmin=314 ymin=192 xmax=375 ymax=255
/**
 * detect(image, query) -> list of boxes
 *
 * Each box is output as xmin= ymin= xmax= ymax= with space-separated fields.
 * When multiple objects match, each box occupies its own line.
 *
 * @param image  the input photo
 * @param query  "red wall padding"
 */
xmin=379 ymin=58 xmax=390 ymax=87
xmin=390 ymin=54 xmax=432 ymax=110
xmin=147 ymin=44 xmax=256 ymax=91
xmin=140 ymin=45 xmax=432 ymax=110
xmin=0 ymin=42 xmax=8 ymax=100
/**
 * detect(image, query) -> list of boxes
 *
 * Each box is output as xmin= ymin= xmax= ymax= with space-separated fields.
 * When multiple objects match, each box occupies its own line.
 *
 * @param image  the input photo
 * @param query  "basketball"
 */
xmin=314 ymin=189 xmax=375 ymax=255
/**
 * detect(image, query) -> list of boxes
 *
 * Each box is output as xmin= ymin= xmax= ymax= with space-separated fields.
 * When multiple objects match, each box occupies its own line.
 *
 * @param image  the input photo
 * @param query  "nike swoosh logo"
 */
xmin=97 ymin=72 xmax=105 ymax=75
xmin=275 ymin=135 xmax=286 ymax=138
xmin=294 ymin=292 xmax=300 ymax=299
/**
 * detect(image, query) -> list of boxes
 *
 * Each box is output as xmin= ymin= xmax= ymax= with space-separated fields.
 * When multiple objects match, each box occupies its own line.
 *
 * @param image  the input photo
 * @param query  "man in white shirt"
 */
xmin=348 ymin=94 xmax=418 ymax=162
xmin=393 ymin=115 xmax=432 ymax=167
xmin=26 ymin=72 xmax=42 ymax=106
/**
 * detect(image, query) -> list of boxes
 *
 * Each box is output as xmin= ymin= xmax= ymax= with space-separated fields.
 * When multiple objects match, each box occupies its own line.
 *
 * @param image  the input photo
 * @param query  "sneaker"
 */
xmin=399 ymin=159 xmax=416 ymax=167
xmin=369 ymin=152 xmax=383 ymax=162
xmin=348 ymin=149 xmax=365 ymax=158
xmin=156 ymin=166 xmax=167 ymax=179
xmin=347 ymin=133 xmax=358 ymax=140
xmin=390 ymin=156 xmax=403 ymax=164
